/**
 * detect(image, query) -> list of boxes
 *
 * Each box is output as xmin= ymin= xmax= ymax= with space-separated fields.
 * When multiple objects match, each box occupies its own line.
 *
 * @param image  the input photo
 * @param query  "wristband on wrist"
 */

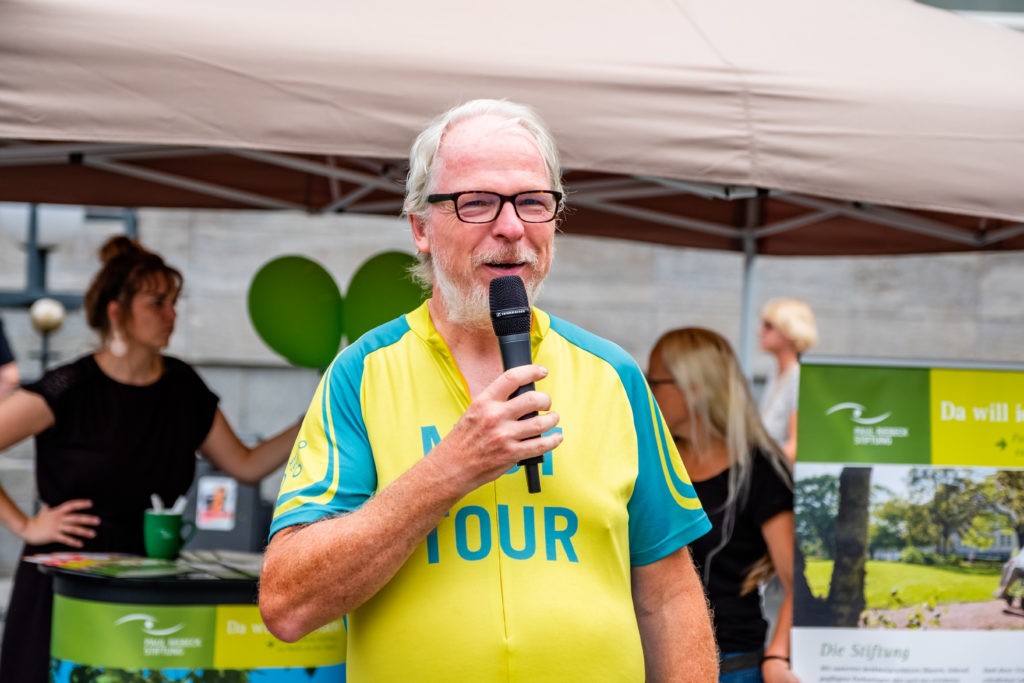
xmin=762 ymin=655 xmax=790 ymax=664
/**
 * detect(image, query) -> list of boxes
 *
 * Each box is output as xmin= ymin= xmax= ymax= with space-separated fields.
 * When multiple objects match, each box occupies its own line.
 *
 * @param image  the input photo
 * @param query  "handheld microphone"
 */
xmin=489 ymin=275 xmax=543 ymax=494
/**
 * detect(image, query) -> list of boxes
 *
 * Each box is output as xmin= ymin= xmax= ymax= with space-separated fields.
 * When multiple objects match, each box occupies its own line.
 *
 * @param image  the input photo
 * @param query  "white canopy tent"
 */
xmin=2 ymin=0 xmax=1024 ymax=362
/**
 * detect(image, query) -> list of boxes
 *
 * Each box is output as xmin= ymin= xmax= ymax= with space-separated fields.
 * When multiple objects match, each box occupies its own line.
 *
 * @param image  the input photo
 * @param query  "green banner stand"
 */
xmin=49 ymin=572 xmax=346 ymax=681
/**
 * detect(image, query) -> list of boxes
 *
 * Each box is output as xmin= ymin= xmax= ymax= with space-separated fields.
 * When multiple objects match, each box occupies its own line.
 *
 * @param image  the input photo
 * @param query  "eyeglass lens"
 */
xmin=456 ymin=192 xmax=558 ymax=223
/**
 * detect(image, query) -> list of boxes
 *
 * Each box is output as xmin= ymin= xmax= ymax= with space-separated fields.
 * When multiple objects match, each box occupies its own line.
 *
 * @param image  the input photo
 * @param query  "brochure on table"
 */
xmin=793 ymin=360 xmax=1024 ymax=682
xmin=26 ymin=550 xmax=264 ymax=580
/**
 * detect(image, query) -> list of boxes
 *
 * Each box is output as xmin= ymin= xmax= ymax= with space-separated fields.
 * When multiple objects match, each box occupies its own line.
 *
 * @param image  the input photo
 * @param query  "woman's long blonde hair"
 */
xmin=655 ymin=327 xmax=793 ymax=589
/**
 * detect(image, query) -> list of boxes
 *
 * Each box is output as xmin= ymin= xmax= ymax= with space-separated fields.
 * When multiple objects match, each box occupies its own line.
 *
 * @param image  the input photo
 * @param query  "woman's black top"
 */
xmin=0 ymin=354 xmax=218 ymax=682
xmin=689 ymin=448 xmax=792 ymax=654
xmin=0 ymin=319 xmax=14 ymax=365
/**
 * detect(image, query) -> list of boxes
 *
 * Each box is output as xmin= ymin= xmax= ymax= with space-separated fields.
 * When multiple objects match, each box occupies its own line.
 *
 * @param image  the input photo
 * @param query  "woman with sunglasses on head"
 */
xmin=0 ymin=236 xmax=300 ymax=682
xmin=758 ymin=298 xmax=818 ymax=464
xmin=648 ymin=327 xmax=797 ymax=683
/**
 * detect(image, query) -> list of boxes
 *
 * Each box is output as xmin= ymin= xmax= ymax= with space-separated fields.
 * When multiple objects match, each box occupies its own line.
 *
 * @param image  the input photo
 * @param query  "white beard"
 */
xmin=432 ymin=244 xmax=549 ymax=331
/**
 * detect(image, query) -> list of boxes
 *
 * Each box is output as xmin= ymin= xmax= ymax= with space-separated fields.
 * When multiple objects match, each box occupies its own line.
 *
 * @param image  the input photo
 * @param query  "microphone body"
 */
xmin=489 ymin=275 xmax=543 ymax=494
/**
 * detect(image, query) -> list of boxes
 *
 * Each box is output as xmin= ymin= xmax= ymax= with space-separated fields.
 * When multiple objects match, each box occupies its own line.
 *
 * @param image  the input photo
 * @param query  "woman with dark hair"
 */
xmin=648 ymin=327 xmax=797 ymax=683
xmin=0 ymin=236 xmax=299 ymax=682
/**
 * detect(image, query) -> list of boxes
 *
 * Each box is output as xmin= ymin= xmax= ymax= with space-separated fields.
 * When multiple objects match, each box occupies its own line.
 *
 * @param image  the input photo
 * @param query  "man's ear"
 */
xmin=410 ymin=214 xmax=430 ymax=254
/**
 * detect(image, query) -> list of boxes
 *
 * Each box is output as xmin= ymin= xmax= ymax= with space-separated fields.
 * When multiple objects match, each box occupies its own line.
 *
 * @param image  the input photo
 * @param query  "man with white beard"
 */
xmin=260 ymin=99 xmax=718 ymax=682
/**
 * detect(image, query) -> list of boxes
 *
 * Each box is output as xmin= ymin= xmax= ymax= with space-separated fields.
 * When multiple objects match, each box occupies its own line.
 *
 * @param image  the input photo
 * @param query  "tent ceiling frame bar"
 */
xmin=0 ymin=142 xmax=208 ymax=165
xmin=565 ymin=177 xmax=650 ymax=192
xmin=344 ymin=198 xmax=405 ymax=213
xmin=785 ymin=195 xmax=981 ymax=246
xmin=1 ymin=140 xmax=1019 ymax=249
xmin=572 ymin=196 xmax=738 ymax=238
xmin=345 ymin=156 xmax=402 ymax=175
xmin=322 ymin=184 xmax=377 ymax=213
xmin=82 ymin=156 xmax=303 ymax=210
xmin=982 ymin=223 xmax=1024 ymax=244
xmin=634 ymin=175 xmax=759 ymax=200
xmin=571 ymin=185 xmax=683 ymax=203
xmin=75 ymin=147 xmax=212 ymax=162
xmin=754 ymin=209 xmax=841 ymax=238
xmin=228 ymin=149 xmax=402 ymax=194
xmin=857 ymin=204 xmax=986 ymax=246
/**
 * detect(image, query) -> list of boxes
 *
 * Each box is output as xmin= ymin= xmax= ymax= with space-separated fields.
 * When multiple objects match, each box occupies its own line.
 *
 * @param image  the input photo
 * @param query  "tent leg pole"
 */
xmin=739 ymin=230 xmax=758 ymax=377
xmin=124 ymin=208 xmax=138 ymax=239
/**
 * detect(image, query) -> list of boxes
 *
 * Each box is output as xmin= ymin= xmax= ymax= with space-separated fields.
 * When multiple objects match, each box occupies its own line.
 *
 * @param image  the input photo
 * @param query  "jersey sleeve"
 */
xmin=622 ymin=362 xmax=711 ymax=565
xmin=269 ymin=346 xmax=378 ymax=537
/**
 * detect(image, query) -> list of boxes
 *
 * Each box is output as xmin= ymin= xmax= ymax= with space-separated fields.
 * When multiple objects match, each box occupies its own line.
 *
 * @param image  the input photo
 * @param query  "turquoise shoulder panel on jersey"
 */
xmin=546 ymin=315 xmax=709 ymax=565
xmin=269 ymin=314 xmax=412 ymax=537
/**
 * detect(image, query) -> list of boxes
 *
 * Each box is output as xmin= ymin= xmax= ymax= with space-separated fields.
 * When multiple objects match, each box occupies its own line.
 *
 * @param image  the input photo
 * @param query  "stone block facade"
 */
xmin=1 ymin=207 xmax=1023 ymax=580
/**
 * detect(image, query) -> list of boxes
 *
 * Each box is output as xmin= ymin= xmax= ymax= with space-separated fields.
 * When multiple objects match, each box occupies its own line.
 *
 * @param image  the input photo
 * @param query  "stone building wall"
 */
xmin=2 ymin=206 xmax=1023 ymax=580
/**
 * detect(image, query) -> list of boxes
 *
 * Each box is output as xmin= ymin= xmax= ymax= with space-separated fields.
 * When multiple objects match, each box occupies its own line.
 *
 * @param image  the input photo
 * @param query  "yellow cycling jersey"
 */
xmin=272 ymin=301 xmax=709 ymax=682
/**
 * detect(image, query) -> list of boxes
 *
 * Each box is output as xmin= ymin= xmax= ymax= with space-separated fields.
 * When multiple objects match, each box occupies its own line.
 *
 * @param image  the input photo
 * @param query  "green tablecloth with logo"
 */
xmin=47 ymin=566 xmax=346 ymax=681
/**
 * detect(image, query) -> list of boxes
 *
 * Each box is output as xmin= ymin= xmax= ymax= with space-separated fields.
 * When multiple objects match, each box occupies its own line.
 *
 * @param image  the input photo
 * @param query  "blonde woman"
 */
xmin=648 ymin=327 xmax=797 ymax=682
xmin=758 ymin=298 xmax=817 ymax=463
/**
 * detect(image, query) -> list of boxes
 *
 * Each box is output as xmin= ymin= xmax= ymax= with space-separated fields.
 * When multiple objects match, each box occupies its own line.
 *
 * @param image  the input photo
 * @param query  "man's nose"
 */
xmin=491 ymin=200 xmax=525 ymax=240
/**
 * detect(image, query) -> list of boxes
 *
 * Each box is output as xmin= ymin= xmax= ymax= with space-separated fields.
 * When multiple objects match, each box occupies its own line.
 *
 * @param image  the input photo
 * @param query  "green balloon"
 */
xmin=247 ymin=255 xmax=344 ymax=368
xmin=344 ymin=251 xmax=427 ymax=344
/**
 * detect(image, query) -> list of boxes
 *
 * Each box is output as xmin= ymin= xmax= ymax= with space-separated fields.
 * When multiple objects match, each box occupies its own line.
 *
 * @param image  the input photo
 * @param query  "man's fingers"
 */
xmin=511 ymin=411 xmax=560 ymax=441
xmin=505 ymin=388 xmax=553 ymax=420
xmin=514 ymin=429 xmax=563 ymax=461
xmin=487 ymin=364 xmax=549 ymax=402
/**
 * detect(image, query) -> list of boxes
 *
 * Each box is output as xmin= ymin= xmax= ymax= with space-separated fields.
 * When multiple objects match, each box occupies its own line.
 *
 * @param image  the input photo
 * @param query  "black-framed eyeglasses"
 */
xmin=645 ymin=374 xmax=676 ymax=387
xmin=426 ymin=190 xmax=562 ymax=224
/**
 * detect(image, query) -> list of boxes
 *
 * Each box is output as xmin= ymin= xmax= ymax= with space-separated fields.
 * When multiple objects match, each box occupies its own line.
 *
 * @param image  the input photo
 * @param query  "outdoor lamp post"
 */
xmin=29 ymin=296 xmax=65 ymax=374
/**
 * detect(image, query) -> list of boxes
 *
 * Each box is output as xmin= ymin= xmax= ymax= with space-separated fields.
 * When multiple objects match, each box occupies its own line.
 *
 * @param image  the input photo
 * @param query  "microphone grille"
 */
xmin=489 ymin=275 xmax=531 ymax=336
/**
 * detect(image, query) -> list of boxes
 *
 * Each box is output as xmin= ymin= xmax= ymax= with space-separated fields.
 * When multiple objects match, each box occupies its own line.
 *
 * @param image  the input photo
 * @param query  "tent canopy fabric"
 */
xmin=2 ymin=0 xmax=1023 ymax=255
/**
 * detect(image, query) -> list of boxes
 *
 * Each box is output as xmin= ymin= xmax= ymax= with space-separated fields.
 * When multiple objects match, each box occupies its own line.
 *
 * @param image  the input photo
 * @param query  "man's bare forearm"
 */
xmin=259 ymin=452 xmax=463 ymax=641
xmin=632 ymin=548 xmax=718 ymax=682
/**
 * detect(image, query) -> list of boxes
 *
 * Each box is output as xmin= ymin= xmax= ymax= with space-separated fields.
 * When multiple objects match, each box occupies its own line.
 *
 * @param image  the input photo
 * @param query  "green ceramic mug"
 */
xmin=143 ymin=510 xmax=196 ymax=559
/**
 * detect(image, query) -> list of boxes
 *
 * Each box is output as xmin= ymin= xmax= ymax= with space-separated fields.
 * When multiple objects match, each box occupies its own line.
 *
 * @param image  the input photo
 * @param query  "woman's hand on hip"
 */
xmin=21 ymin=499 xmax=99 ymax=547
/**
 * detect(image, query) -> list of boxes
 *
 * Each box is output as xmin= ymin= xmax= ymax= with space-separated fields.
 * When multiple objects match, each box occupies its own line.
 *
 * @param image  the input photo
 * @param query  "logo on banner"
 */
xmin=825 ymin=401 xmax=909 ymax=446
xmin=115 ymin=613 xmax=185 ymax=636
xmin=115 ymin=613 xmax=203 ymax=657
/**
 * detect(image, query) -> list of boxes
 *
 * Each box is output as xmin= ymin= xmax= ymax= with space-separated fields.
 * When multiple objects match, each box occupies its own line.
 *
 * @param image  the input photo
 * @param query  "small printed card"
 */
xmin=195 ymin=475 xmax=238 ymax=531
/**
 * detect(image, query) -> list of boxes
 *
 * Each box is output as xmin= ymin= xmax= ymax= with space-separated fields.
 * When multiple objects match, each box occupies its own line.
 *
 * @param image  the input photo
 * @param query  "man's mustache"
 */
xmin=471 ymin=247 xmax=539 ymax=267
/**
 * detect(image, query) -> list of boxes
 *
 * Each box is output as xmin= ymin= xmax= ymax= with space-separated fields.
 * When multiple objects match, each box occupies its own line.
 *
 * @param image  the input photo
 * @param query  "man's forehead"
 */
xmin=441 ymin=114 xmax=530 ymax=144
xmin=433 ymin=115 xmax=546 ymax=187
